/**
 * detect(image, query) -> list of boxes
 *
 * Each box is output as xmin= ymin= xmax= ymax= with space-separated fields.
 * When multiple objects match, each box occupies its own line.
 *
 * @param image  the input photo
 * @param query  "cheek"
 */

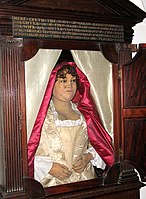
xmin=53 ymin=84 xmax=65 ymax=98
xmin=52 ymin=86 xmax=61 ymax=97
xmin=73 ymin=85 xmax=77 ymax=93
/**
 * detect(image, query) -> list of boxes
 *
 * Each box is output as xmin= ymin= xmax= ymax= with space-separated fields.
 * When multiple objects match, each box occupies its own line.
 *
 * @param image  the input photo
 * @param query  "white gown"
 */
xmin=34 ymin=101 xmax=106 ymax=187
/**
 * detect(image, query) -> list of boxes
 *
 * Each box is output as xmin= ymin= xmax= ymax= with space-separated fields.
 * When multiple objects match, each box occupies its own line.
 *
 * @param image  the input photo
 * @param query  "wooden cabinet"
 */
xmin=0 ymin=1 xmax=146 ymax=199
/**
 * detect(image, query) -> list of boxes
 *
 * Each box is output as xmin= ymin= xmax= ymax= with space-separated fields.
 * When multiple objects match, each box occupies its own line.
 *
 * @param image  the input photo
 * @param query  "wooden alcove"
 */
xmin=0 ymin=0 xmax=146 ymax=199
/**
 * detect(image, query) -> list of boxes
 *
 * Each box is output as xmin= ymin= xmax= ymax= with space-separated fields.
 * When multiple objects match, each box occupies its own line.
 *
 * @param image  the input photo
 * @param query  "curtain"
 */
xmin=25 ymin=49 xmax=113 ymax=140
xmin=71 ymin=50 xmax=113 ymax=138
xmin=25 ymin=49 xmax=62 ymax=139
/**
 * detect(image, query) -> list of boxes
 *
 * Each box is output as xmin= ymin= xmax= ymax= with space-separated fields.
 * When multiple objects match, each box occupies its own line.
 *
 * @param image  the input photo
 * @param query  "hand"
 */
xmin=49 ymin=162 xmax=72 ymax=180
xmin=72 ymin=153 xmax=93 ymax=173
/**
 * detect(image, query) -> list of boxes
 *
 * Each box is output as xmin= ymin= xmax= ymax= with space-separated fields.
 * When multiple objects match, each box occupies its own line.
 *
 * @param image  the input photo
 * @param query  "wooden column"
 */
xmin=0 ymin=37 xmax=26 ymax=198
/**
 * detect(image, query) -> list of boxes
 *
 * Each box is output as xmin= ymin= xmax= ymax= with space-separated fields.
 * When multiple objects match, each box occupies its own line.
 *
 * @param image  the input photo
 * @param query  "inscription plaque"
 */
xmin=12 ymin=16 xmax=124 ymax=42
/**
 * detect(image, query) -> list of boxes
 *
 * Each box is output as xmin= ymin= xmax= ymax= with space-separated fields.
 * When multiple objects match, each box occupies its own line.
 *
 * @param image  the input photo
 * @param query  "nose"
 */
xmin=65 ymin=80 xmax=72 ymax=88
xmin=67 ymin=80 xmax=72 ymax=87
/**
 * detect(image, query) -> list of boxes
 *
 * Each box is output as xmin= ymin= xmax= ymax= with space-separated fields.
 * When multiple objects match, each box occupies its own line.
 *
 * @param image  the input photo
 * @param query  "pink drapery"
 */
xmin=28 ymin=62 xmax=114 ymax=178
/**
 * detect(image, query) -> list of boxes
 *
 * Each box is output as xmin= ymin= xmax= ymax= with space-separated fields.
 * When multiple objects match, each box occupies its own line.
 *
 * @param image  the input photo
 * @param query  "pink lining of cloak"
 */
xmin=27 ymin=61 xmax=114 ymax=178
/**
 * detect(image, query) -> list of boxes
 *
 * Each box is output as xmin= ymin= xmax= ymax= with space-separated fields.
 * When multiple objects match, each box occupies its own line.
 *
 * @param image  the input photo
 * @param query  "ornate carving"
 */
xmin=0 ymin=37 xmax=23 ymax=47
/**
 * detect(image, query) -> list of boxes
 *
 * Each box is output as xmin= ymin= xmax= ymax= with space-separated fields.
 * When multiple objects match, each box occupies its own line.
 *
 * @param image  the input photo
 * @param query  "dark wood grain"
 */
xmin=121 ymin=44 xmax=146 ymax=181
xmin=123 ymin=45 xmax=146 ymax=108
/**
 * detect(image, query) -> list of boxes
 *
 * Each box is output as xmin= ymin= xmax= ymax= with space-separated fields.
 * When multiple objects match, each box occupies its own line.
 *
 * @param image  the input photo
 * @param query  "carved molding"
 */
xmin=0 ymin=37 xmax=23 ymax=47
xmin=1 ymin=41 xmax=23 ymax=193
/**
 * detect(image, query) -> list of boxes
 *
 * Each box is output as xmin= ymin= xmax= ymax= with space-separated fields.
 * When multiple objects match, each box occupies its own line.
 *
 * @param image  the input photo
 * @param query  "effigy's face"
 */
xmin=53 ymin=73 xmax=77 ymax=102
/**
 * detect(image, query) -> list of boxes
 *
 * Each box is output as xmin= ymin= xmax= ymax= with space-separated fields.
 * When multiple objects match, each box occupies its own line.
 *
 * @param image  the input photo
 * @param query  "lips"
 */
xmin=66 ymin=89 xmax=72 ymax=92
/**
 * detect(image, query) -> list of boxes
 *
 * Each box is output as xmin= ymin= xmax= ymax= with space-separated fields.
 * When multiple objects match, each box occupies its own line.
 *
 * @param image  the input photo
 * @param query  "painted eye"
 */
xmin=60 ymin=79 xmax=67 ymax=83
xmin=71 ymin=79 xmax=76 ymax=83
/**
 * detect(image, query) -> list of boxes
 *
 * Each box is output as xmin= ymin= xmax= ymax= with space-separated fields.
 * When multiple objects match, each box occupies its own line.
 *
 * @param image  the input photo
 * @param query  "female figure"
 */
xmin=28 ymin=62 xmax=114 ymax=187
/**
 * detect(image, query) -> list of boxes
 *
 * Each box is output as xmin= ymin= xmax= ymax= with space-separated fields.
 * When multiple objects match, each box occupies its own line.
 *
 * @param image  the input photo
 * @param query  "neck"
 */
xmin=52 ymin=98 xmax=72 ymax=112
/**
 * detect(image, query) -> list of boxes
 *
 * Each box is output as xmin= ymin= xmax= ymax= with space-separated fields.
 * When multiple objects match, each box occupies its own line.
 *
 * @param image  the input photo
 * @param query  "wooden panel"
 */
xmin=123 ymin=45 xmax=146 ymax=108
xmin=123 ymin=108 xmax=146 ymax=118
xmin=122 ymin=44 xmax=146 ymax=181
xmin=124 ymin=119 xmax=146 ymax=172
xmin=124 ymin=119 xmax=146 ymax=181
